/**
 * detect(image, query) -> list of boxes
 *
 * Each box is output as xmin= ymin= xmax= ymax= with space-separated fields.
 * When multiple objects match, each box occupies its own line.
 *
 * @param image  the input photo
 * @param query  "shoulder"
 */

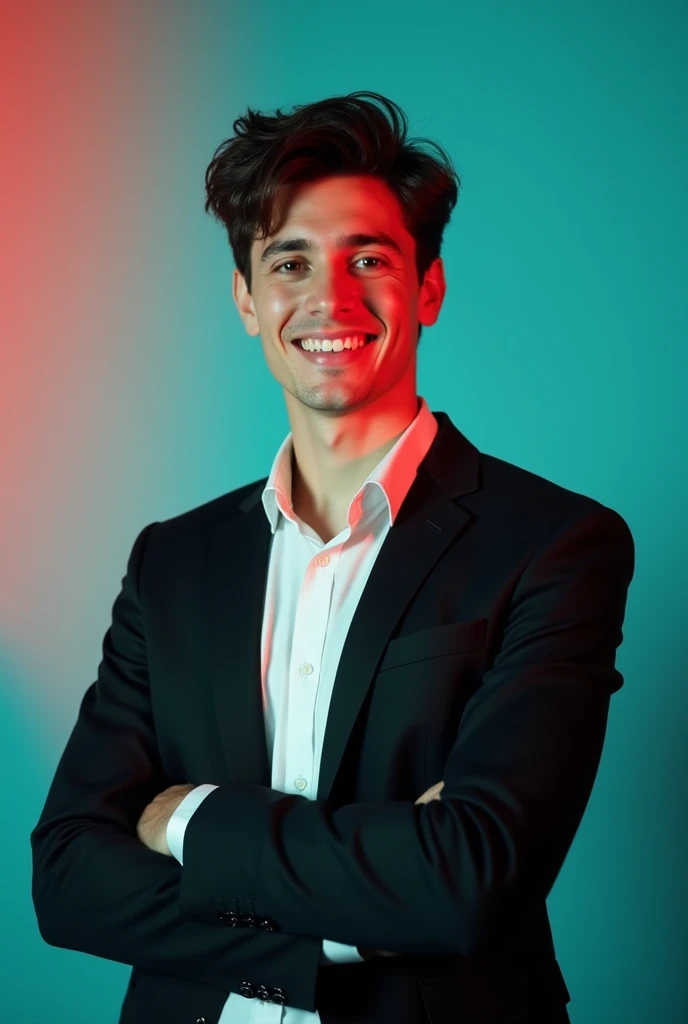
xmin=139 ymin=476 xmax=268 ymax=569
xmin=476 ymin=450 xmax=633 ymax=547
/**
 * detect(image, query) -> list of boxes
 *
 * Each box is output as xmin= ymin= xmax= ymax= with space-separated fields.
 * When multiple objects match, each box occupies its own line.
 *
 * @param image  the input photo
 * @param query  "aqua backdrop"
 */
xmin=2 ymin=1 xmax=686 ymax=1021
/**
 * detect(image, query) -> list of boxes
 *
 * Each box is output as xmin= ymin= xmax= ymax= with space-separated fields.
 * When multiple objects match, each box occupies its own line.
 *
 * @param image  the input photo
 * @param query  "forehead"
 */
xmin=254 ymin=175 xmax=411 ymax=255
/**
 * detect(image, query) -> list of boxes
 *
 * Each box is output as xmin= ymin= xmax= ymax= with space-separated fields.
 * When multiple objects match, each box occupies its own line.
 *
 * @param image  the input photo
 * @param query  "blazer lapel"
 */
xmin=203 ymin=501 xmax=274 ymax=788
xmin=202 ymin=411 xmax=481 ymax=800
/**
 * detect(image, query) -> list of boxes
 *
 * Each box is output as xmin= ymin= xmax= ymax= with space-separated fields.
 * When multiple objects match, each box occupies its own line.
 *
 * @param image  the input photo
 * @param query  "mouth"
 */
xmin=290 ymin=333 xmax=379 ymax=351
xmin=290 ymin=332 xmax=381 ymax=366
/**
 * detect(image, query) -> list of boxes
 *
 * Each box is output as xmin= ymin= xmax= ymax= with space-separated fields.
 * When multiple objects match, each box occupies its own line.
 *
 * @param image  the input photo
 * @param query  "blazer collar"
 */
xmin=202 ymin=410 xmax=481 ymax=800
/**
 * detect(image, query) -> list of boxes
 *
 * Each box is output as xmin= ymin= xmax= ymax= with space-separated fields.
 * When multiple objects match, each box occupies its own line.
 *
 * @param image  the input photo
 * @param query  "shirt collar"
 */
xmin=261 ymin=395 xmax=439 ymax=535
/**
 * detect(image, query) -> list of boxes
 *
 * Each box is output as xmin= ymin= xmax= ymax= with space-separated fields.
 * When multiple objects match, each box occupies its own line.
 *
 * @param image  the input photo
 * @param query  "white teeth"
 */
xmin=299 ymin=333 xmax=370 ymax=352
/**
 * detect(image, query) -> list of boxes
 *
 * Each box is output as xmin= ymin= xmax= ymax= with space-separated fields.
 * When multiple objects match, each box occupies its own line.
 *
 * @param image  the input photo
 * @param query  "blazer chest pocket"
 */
xmin=378 ymin=617 xmax=487 ymax=672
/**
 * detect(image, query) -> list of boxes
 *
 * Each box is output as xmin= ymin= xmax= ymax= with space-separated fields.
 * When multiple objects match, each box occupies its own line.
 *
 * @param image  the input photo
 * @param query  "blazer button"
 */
xmin=239 ymin=981 xmax=255 ymax=999
xmin=255 ymin=985 xmax=270 ymax=1001
xmin=258 ymin=915 xmax=278 ymax=932
xmin=217 ymin=910 xmax=240 ymax=926
xmin=196 ymin=1019 xmax=206 ymax=1023
xmin=240 ymin=912 xmax=257 ymax=927
xmin=270 ymin=987 xmax=286 ymax=1005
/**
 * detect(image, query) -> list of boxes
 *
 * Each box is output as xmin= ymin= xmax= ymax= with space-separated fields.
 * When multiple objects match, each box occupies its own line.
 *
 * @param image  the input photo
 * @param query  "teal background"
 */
xmin=4 ymin=1 xmax=686 ymax=1021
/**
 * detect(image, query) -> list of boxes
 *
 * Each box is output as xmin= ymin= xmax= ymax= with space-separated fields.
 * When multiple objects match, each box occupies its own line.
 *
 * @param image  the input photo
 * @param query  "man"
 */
xmin=31 ymin=92 xmax=635 ymax=1024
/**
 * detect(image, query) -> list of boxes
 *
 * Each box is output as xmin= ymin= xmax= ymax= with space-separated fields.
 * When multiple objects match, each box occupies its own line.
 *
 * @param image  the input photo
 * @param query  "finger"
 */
xmin=414 ymin=780 xmax=445 ymax=804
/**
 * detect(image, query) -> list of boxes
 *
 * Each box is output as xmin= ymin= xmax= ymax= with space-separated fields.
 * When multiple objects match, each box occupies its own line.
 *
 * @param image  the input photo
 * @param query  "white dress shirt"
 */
xmin=166 ymin=394 xmax=439 ymax=1022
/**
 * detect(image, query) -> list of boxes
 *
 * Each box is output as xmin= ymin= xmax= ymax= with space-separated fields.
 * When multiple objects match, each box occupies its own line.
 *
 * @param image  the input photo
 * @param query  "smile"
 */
xmin=292 ymin=333 xmax=376 ymax=352
xmin=291 ymin=333 xmax=380 ymax=366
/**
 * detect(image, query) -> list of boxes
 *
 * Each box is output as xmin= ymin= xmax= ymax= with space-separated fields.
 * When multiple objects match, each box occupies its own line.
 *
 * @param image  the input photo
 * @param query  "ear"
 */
xmin=418 ymin=257 xmax=446 ymax=328
xmin=232 ymin=268 xmax=260 ymax=337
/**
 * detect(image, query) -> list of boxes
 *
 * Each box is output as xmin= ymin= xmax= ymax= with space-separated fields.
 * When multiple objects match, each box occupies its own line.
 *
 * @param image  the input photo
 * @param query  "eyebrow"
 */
xmin=259 ymin=231 xmax=404 ymax=264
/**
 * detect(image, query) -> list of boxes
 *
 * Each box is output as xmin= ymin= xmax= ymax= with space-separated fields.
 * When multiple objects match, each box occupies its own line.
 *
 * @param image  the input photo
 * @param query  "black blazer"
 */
xmin=30 ymin=410 xmax=635 ymax=1024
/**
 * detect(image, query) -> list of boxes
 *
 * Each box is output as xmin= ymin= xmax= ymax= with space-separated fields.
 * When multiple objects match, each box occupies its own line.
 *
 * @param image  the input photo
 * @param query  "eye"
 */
xmin=355 ymin=256 xmax=385 ymax=269
xmin=274 ymin=256 xmax=387 ymax=274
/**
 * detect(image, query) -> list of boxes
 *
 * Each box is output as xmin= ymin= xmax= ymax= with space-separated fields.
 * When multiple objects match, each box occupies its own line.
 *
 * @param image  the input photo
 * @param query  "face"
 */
xmin=232 ymin=174 xmax=445 ymax=418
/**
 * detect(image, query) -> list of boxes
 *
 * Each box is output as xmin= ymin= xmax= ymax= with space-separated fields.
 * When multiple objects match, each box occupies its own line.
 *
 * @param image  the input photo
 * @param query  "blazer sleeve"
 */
xmin=178 ymin=506 xmax=635 ymax=959
xmin=168 ymin=786 xmax=365 ymax=964
xmin=29 ymin=523 xmax=323 ymax=999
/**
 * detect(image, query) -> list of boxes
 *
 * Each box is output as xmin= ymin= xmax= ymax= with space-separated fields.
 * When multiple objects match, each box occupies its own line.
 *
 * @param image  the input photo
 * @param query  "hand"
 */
xmin=136 ymin=783 xmax=197 ymax=856
xmin=414 ymin=780 xmax=445 ymax=805
xmin=358 ymin=780 xmax=445 ymax=960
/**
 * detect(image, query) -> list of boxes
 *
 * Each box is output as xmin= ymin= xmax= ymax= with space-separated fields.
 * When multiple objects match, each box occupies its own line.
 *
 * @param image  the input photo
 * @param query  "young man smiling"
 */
xmin=31 ymin=92 xmax=635 ymax=1024
xmin=234 ymin=171 xmax=446 ymax=544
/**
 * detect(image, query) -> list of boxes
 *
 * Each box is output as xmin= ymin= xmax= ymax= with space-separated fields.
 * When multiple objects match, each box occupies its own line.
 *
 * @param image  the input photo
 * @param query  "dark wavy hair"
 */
xmin=204 ymin=91 xmax=461 ymax=347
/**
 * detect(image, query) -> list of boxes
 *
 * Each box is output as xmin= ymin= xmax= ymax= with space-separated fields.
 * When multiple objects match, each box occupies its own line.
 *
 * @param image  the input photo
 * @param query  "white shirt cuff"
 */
xmin=321 ymin=939 xmax=365 ymax=963
xmin=166 ymin=783 xmax=218 ymax=864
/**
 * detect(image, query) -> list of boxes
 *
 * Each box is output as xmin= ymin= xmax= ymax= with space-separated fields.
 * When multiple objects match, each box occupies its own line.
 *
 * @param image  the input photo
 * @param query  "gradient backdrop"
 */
xmin=2 ymin=1 xmax=686 ymax=1021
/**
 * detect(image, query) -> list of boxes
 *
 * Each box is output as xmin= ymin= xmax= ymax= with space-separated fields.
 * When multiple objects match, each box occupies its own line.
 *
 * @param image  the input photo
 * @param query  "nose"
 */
xmin=305 ymin=262 xmax=356 ymax=320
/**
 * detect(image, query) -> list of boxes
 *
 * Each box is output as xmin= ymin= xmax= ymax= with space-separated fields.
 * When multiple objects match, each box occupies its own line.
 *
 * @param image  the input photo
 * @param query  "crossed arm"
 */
xmin=31 ymin=506 xmax=634 ymax=980
xmin=135 ymin=779 xmax=446 ymax=959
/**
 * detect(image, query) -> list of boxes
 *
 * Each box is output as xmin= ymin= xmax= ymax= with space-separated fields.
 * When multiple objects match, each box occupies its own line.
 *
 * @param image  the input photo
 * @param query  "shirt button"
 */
xmin=300 ymin=662 xmax=314 ymax=676
xmin=316 ymin=554 xmax=330 ymax=566
xmin=294 ymin=777 xmax=307 ymax=791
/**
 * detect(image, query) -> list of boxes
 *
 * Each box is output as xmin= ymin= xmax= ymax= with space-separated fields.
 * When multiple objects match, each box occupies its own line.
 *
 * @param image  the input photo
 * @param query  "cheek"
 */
xmin=256 ymin=285 xmax=293 ymax=325
xmin=268 ymin=289 xmax=292 ymax=313
xmin=375 ymin=280 xmax=412 ymax=321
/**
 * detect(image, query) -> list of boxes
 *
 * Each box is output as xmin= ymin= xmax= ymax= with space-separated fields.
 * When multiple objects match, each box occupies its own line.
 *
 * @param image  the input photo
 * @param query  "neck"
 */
xmin=288 ymin=394 xmax=420 ymax=526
